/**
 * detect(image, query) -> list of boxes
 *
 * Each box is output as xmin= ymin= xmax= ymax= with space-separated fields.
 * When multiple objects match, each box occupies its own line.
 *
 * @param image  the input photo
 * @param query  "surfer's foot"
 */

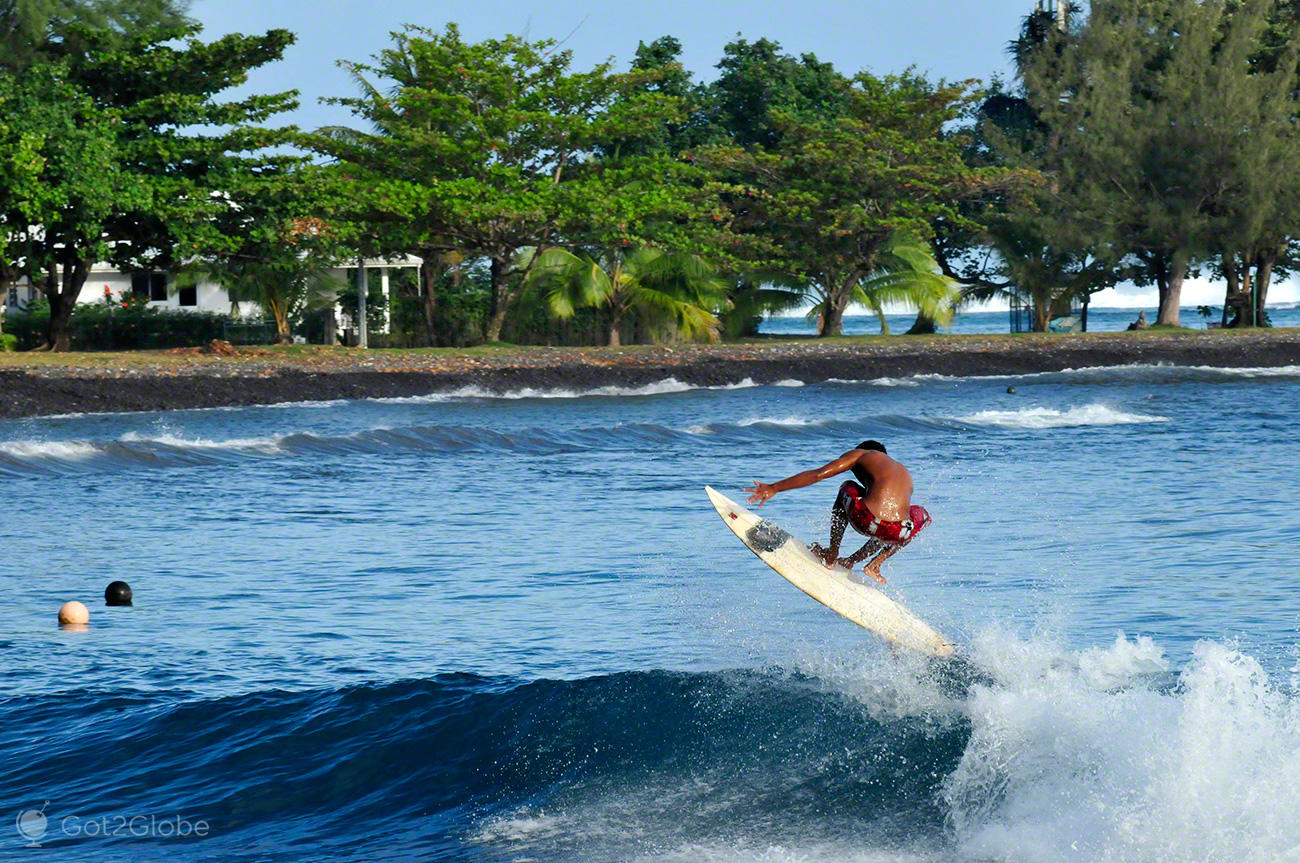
xmin=809 ymin=543 xmax=838 ymax=567
xmin=862 ymin=565 xmax=887 ymax=585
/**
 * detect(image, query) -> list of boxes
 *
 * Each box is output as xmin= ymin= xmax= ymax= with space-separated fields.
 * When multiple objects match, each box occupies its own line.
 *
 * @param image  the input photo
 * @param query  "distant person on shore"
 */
xmin=1127 ymin=310 xmax=1150 ymax=331
xmin=745 ymin=441 xmax=931 ymax=585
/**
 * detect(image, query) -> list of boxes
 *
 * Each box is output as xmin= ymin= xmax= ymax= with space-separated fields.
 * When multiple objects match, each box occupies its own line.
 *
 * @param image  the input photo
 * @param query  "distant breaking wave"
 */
xmin=0 ymin=401 xmax=1176 ymax=477
xmin=0 ymin=419 xmax=824 ymax=476
xmin=386 ymin=363 xmax=1300 ymax=399
xmin=25 ymin=363 xmax=1300 ymax=421
xmin=374 ymin=376 xmax=804 ymax=404
xmin=856 ymin=362 xmax=1300 ymax=389
xmin=953 ymin=403 xmax=1170 ymax=429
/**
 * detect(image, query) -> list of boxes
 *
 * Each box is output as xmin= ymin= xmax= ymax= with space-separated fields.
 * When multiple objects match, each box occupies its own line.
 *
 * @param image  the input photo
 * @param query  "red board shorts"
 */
xmin=836 ymin=481 xmax=931 ymax=546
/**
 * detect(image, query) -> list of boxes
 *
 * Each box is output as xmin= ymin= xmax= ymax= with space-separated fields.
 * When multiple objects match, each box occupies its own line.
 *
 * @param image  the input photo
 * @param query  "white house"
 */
xmin=4 ymin=256 xmax=422 ymax=337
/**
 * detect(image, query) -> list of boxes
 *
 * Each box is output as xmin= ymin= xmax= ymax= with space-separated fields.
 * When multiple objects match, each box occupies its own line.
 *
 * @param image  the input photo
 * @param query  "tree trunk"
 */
xmin=44 ymin=259 xmax=89 ymax=352
xmin=268 ymin=297 xmax=291 ymax=343
xmin=607 ymin=308 xmax=623 ymax=347
xmin=1032 ymin=298 xmax=1051 ymax=332
xmin=420 ymin=257 xmax=439 ymax=346
xmin=818 ymin=279 xmax=854 ymax=337
xmin=484 ymin=257 xmax=508 ymax=343
xmin=1155 ymin=251 xmax=1186 ymax=327
xmin=1254 ymin=253 xmax=1275 ymax=326
xmin=904 ymin=312 xmax=937 ymax=335
xmin=1221 ymin=252 xmax=1237 ymax=328
xmin=322 ymin=306 xmax=337 ymax=345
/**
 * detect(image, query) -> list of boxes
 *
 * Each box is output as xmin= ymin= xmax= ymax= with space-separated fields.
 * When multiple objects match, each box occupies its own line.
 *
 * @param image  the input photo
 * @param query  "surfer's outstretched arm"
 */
xmin=745 ymin=451 xmax=861 ymax=506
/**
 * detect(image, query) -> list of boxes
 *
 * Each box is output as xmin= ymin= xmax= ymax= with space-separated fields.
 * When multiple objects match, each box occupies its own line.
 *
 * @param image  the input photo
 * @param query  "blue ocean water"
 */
xmin=760 ymin=303 xmax=1300 ymax=335
xmin=2 ymin=363 xmax=1299 ymax=861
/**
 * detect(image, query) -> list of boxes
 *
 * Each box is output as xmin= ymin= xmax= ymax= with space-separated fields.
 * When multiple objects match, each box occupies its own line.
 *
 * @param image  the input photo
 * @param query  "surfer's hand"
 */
xmin=745 ymin=481 xmax=775 ymax=506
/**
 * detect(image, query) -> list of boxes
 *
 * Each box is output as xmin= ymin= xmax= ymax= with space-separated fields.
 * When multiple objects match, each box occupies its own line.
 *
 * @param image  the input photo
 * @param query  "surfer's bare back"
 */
xmin=745 ymin=440 xmax=931 ymax=585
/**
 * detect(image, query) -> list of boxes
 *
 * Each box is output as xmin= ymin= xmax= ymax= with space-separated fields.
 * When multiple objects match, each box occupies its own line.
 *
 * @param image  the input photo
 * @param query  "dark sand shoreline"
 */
xmin=4 ymin=330 xmax=1300 ymax=419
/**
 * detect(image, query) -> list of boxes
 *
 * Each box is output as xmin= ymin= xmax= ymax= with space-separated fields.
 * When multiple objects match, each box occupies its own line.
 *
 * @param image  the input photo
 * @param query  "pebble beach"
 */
xmin=3 ymin=328 xmax=1299 ymax=418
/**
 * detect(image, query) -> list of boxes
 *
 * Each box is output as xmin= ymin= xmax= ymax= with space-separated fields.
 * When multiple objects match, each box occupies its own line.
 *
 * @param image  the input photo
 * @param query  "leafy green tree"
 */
xmin=700 ymin=37 xmax=848 ymax=149
xmin=522 ymin=246 xmax=727 ymax=346
xmin=0 ymin=0 xmax=193 ymax=70
xmin=312 ymin=24 xmax=698 ymax=344
xmin=1203 ymin=1 xmax=1300 ymax=326
xmin=932 ymin=87 xmax=1120 ymax=332
xmin=0 ymin=60 xmax=143 ymax=350
xmin=16 ymin=24 xmax=300 ymax=349
xmin=0 ymin=61 xmax=88 ymax=334
xmin=689 ymin=37 xmax=847 ymax=332
xmin=597 ymin=35 xmax=707 ymax=158
xmin=1018 ymin=0 xmax=1300 ymax=327
xmin=696 ymin=72 xmax=997 ymax=336
xmin=176 ymin=166 xmax=348 ymax=343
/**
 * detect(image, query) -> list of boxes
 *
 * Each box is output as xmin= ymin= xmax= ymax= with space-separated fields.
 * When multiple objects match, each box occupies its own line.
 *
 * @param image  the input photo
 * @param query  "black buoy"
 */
xmin=1006 ymin=386 xmax=1017 ymax=394
xmin=105 ymin=580 xmax=133 ymax=607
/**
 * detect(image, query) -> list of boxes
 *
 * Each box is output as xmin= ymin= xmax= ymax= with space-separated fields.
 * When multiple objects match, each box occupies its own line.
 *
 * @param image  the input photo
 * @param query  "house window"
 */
xmin=131 ymin=272 xmax=168 ymax=301
xmin=178 ymin=285 xmax=197 ymax=307
xmin=149 ymin=273 xmax=167 ymax=302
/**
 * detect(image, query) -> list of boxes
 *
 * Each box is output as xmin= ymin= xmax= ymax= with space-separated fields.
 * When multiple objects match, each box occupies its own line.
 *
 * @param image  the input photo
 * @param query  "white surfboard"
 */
xmin=706 ymin=486 xmax=954 ymax=658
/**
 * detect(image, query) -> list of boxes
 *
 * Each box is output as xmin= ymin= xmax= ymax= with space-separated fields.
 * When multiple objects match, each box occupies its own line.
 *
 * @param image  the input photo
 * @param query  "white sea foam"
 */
xmin=894 ymin=361 xmax=1300 ymax=387
xmin=642 ymin=842 xmax=938 ymax=862
xmin=0 ymin=439 xmax=102 ymax=460
xmin=944 ymin=632 xmax=1300 ymax=862
xmin=120 ymin=431 xmax=286 ymax=453
xmin=953 ymin=403 xmax=1169 ymax=428
xmin=375 ymin=377 xmax=701 ymax=403
xmin=684 ymin=414 xmax=828 ymax=435
xmin=372 ymin=376 xmax=812 ymax=403
xmin=736 ymin=416 xmax=827 ymax=428
xmin=255 ymin=398 xmax=350 ymax=410
xmin=1174 ymin=363 xmax=1300 ymax=378
xmin=1 ymin=431 xmax=291 ymax=464
xmin=470 ymin=811 xmax=565 ymax=843
xmin=712 ymin=377 xmax=763 ymax=390
xmin=471 ymin=632 xmax=1300 ymax=863
xmin=860 ymin=373 xmax=961 ymax=388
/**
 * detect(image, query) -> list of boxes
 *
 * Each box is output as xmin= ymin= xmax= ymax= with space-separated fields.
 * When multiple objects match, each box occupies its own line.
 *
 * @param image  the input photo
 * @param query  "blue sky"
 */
xmin=191 ymin=0 xmax=1031 ymax=133
xmin=188 ymin=0 xmax=1297 ymax=309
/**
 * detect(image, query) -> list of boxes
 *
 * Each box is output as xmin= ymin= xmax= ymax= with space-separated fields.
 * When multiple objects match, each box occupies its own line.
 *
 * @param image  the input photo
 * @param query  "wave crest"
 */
xmin=953 ymin=403 xmax=1169 ymax=428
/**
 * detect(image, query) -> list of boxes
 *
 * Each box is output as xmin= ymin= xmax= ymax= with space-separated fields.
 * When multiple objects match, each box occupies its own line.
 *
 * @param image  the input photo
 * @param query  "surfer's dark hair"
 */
xmin=857 ymin=440 xmax=886 ymax=453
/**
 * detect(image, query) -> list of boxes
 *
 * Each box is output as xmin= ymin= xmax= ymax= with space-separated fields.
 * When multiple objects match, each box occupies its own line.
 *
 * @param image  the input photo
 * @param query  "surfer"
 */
xmin=744 ymin=441 xmax=930 ymax=585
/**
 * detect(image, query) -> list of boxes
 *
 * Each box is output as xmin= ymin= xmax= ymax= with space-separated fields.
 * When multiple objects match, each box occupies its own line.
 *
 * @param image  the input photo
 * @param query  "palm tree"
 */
xmin=522 ymin=246 xmax=728 ymax=346
xmin=720 ymin=271 xmax=808 ymax=339
xmin=805 ymin=234 xmax=959 ymax=335
xmin=177 ymin=241 xmax=342 ymax=344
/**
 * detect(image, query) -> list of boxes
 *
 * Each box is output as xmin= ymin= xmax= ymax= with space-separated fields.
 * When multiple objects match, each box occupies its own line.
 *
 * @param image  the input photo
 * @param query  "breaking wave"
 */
xmin=0 ymin=400 xmax=1178 ymax=476
xmin=853 ymin=363 xmax=1300 ymax=389
xmin=373 ymin=377 xmax=807 ymax=404
xmin=952 ymin=403 xmax=1170 ymax=428
xmin=7 ymin=633 xmax=1296 ymax=861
